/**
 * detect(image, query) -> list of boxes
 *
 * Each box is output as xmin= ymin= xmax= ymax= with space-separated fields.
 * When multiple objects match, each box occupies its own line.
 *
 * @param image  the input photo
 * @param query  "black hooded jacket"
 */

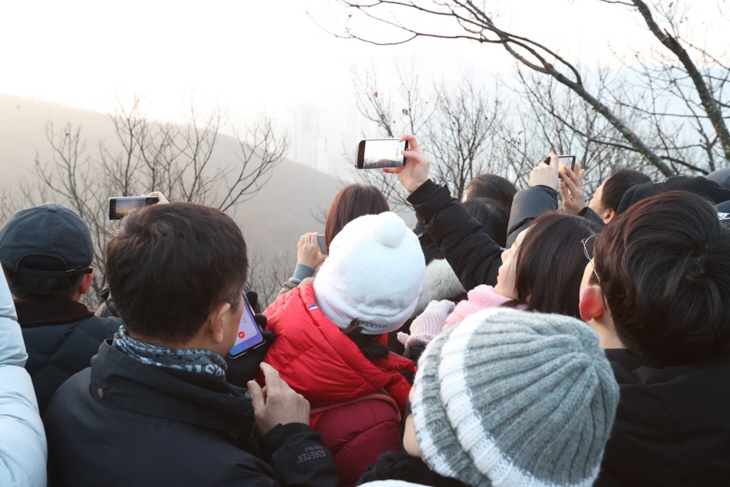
xmin=44 ymin=341 xmax=338 ymax=487
xmin=18 ymin=298 xmax=121 ymax=415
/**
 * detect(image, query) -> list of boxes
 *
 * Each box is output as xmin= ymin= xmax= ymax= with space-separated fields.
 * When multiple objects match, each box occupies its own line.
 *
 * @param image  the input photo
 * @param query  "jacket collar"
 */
xmin=15 ymin=298 xmax=93 ymax=327
xmin=90 ymin=341 xmax=255 ymax=442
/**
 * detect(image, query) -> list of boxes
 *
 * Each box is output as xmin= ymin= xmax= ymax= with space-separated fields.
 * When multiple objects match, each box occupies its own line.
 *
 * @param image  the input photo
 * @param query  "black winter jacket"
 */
xmin=596 ymin=349 xmax=730 ymax=486
xmin=505 ymin=186 xmax=608 ymax=248
xmin=44 ymin=341 xmax=339 ymax=487
xmin=18 ymin=298 xmax=120 ymax=415
xmin=577 ymin=206 xmax=606 ymax=229
xmin=505 ymin=185 xmax=558 ymax=247
xmin=408 ymin=180 xmax=502 ymax=291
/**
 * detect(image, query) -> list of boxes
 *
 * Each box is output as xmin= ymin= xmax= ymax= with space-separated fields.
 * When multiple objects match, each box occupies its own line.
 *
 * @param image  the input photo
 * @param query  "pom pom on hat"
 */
xmin=373 ymin=212 xmax=407 ymax=247
xmin=314 ymin=212 xmax=426 ymax=335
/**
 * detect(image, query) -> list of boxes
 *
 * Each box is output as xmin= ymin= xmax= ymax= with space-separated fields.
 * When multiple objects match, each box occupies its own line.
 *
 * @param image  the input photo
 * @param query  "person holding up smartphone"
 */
xmin=383 ymin=134 xmax=503 ymax=291
xmin=43 ymin=202 xmax=338 ymax=487
xmin=277 ymin=184 xmax=390 ymax=300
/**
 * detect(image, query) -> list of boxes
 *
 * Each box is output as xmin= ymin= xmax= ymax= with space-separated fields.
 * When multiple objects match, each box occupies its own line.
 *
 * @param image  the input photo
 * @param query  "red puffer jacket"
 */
xmin=264 ymin=282 xmax=416 ymax=486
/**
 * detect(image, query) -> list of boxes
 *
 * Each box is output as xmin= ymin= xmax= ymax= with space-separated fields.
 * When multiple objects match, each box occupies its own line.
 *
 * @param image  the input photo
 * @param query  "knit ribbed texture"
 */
xmin=411 ymin=307 xmax=619 ymax=487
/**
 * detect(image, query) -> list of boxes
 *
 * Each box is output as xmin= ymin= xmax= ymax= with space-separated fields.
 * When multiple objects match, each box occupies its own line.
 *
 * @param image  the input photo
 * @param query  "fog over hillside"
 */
xmin=0 ymin=94 xmax=344 ymax=305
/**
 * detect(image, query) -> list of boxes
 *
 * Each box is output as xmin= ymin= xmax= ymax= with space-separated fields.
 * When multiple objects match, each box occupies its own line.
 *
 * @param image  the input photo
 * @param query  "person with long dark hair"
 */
xmin=263 ymin=212 xmax=425 ymax=486
xmin=278 ymin=184 xmax=389 ymax=299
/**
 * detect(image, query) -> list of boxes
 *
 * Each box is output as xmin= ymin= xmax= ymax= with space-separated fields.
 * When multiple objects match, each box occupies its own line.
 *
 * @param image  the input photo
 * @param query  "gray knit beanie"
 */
xmin=411 ymin=307 xmax=619 ymax=487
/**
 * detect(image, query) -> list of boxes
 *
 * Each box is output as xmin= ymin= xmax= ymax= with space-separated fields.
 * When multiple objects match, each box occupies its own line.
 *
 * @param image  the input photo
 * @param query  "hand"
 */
xmin=248 ymin=363 xmax=310 ymax=436
xmin=144 ymin=191 xmax=170 ymax=204
xmin=385 ymin=134 xmax=430 ymax=193
xmin=559 ymin=163 xmax=586 ymax=214
xmin=398 ymin=300 xmax=455 ymax=349
xmin=530 ymin=153 xmax=559 ymax=191
xmin=296 ymin=233 xmax=325 ymax=269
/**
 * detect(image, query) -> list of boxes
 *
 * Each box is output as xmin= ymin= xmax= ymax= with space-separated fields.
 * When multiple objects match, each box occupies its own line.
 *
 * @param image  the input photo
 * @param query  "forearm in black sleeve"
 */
xmin=262 ymin=423 xmax=339 ymax=487
xmin=408 ymin=180 xmax=502 ymax=290
xmin=506 ymin=186 xmax=559 ymax=248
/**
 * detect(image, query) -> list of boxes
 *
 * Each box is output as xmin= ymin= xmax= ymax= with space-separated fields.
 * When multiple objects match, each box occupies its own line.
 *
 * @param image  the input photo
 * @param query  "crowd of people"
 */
xmin=2 ymin=133 xmax=729 ymax=487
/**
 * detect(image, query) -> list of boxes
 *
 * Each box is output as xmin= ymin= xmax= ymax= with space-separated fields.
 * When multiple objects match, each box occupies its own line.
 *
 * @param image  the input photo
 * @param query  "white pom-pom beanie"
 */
xmin=314 ymin=211 xmax=426 ymax=334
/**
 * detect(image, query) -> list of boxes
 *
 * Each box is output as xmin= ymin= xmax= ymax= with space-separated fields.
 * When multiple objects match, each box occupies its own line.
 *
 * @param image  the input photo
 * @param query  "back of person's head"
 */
xmin=464 ymin=174 xmax=517 ymax=209
xmin=594 ymin=191 xmax=730 ymax=365
xmin=515 ymin=212 xmax=601 ymax=318
xmin=616 ymin=175 xmax=730 ymax=216
xmin=324 ymin=184 xmax=389 ymax=250
xmin=106 ymin=203 xmax=248 ymax=344
xmin=0 ymin=203 xmax=93 ymax=299
xmin=600 ymin=169 xmax=651 ymax=213
xmin=315 ymin=212 xmax=425 ymax=336
xmin=462 ymin=197 xmax=509 ymax=248
xmin=410 ymin=307 xmax=619 ymax=487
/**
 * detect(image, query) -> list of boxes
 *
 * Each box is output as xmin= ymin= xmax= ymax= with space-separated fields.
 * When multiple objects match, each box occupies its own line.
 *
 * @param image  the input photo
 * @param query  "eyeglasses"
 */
xmin=581 ymin=234 xmax=601 ymax=286
xmin=582 ymin=234 xmax=597 ymax=261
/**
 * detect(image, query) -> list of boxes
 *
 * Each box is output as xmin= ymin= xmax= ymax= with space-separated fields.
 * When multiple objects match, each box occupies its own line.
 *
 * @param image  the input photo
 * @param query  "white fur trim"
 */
xmin=412 ymin=259 xmax=465 ymax=317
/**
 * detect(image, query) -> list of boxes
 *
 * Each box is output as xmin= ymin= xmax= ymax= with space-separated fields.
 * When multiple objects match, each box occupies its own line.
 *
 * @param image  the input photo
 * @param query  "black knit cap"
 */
xmin=0 ymin=203 xmax=93 ymax=277
xmin=616 ymin=176 xmax=730 ymax=216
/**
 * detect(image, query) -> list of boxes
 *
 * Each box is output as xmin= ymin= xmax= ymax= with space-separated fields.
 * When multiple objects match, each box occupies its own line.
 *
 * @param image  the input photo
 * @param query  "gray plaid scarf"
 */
xmin=112 ymin=326 xmax=227 ymax=379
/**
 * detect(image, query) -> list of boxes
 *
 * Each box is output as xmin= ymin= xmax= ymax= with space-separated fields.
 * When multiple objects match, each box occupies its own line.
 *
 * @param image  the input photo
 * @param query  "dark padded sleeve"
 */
xmin=262 ymin=423 xmax=339 ymax=487
xmin=506 ymin=186 xmax=559 ymax=247
xmin=408 ymin=180 xmax=502 ymax=291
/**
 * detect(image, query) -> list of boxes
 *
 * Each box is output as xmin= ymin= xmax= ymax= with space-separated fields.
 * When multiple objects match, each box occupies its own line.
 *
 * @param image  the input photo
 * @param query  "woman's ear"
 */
xmin=579 ymin=286 xmax=605 ymax=322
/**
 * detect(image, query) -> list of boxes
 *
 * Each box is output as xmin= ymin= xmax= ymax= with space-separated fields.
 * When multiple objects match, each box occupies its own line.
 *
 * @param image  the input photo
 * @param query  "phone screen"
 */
xmin=358 ymin=139 xmax=408 ymax=169
xmin=228 ymin=298 xmax=264 ymax=358
xmin=558 ymin=155 xmax=576 ymax=171
xmin=108 ymin=196 xmax=159 ymax=220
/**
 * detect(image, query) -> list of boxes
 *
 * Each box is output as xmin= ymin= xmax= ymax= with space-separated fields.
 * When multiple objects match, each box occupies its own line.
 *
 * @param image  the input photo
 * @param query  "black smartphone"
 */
xmin=108 ymin=196 xmax=160 ymax=220
xmin=228 ymin=296 xmax=265 ymax=359
xmin=356 ymin=139 xmax=409 ymax=169
xmin=317 ymin=234 xmax=327 ymax=256
xmin=558 ymin=155 xmax=576 ymax=172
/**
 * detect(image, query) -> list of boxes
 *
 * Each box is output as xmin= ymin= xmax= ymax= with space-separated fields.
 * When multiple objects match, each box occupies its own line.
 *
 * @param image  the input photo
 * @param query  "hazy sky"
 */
xmin=1 ymin=0 xmax=725 ymax=168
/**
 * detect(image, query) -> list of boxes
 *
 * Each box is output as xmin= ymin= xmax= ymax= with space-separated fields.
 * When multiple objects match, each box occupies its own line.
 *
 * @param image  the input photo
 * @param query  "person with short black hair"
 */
xmin=579 ymin=191 xmax=730 ymax=485
xmin=0 ymin=203 xmax=121 ymax=414
xmin=560 ymin=166 xmax=652 ymax=229
xmin=587 ymin=169 xmax=651 ymax=224
xmin=44 ymin=202 xmax=338 ymax=487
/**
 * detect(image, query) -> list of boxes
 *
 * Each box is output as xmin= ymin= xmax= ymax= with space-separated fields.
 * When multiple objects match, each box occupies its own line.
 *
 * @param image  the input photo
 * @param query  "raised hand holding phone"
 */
xmin=385 ymin=133 xmax=430 ymax=193
xmin=530 ymin=153 xmax=560 ymax=191
xmin=297 ymin=232 xmax=326 ymax=268
xmin=560 ymin=162 xmax=586 ymax=215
